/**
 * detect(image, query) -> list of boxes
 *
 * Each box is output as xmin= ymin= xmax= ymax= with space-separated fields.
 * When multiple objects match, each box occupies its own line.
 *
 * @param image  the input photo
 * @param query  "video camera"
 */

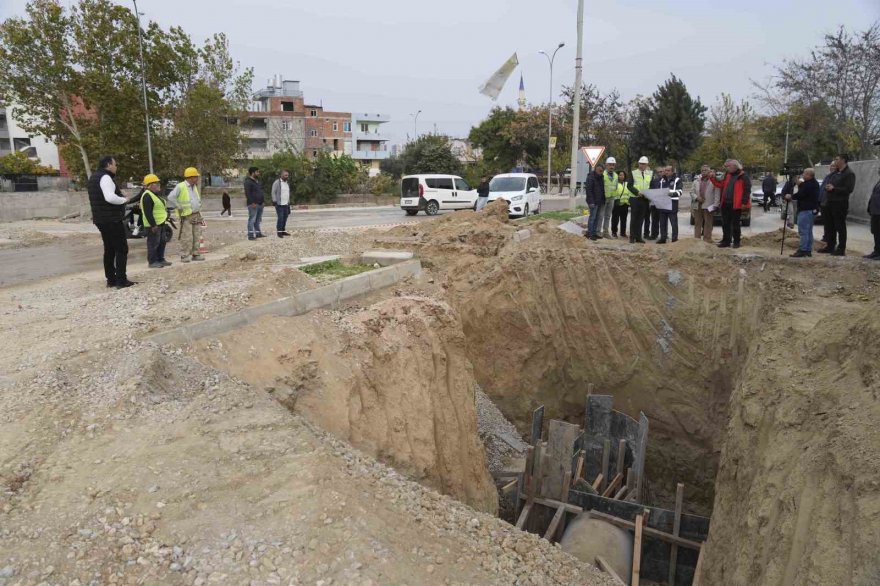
xmin=781 ymin=164 xmax=804 ymax=181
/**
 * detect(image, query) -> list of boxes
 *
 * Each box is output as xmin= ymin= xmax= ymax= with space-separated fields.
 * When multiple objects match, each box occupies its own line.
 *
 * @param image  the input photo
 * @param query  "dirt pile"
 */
xmin=196 ymin=297 xmax=498 ymax=514
xmin=702 ymin=300 xmax=880 ymax=585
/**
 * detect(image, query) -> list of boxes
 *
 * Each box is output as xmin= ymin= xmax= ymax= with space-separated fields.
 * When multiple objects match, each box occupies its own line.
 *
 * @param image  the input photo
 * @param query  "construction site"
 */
xmin=1 ymin=199 xmax=879 ymax=586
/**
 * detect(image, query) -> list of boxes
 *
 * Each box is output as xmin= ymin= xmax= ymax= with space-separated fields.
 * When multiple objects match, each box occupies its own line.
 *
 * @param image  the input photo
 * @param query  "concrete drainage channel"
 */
xmin=147 ymin=251 xmax=419 ymax=346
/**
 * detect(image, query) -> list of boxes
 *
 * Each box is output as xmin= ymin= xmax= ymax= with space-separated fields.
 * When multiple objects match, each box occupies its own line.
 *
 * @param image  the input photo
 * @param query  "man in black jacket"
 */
xmin=88 ymin=155 xmax=135 ymax=289
xmin=819 ymin=161 xmax=838 ymax=243
xmin=819 ymin=154 xmax=857 ymax=256
xmin=585 ymin=164 xmax=605 ymax=241
xmin=244 ymin=166 xmax=265 ymax=240
xmin=657 ymin=166 xmax=682 ymax=244
xmin=761 ymin=172 xmax=777 ymax=212
xmin=789 ymin=168 xmax=820 ymax=258
xmin=865 ymin=166 xmax=880 ymax=260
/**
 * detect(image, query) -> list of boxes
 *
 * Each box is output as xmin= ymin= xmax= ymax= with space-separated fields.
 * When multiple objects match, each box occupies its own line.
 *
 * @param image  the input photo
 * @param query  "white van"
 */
xmin=400 ymin=174 xmax=478 ymax=216
xmin=488 ymin=173 xmax=542 ymax=217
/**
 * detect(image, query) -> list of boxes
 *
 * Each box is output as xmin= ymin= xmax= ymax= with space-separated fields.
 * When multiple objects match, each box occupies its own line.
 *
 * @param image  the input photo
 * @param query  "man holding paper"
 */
xmin=692 ymin=165 xmax=720 ymax=243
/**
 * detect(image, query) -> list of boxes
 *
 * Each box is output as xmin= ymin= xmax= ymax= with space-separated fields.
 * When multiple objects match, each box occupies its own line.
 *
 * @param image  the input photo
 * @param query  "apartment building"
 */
xmin=351 ymin=113 xmax=390 ymax=176
xmin=0 ymin=105 xmax=61 ymax=169
xmin=304 ymin=104 xmax=351 ymax=158
xmin=241 ymin=78 xmax=308 ymax=158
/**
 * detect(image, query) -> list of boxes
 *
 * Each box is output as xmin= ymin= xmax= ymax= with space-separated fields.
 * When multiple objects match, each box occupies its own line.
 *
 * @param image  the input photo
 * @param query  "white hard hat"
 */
xmin=638 ymin=156 xmax=649 ymax=164
xmin=606 ymin=157 xmax=617 ymax=165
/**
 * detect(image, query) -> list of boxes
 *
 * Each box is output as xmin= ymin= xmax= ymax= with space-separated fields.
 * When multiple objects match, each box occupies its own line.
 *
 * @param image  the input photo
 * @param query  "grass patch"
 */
xmin=300 ymin=260 xmax=375 ymax=283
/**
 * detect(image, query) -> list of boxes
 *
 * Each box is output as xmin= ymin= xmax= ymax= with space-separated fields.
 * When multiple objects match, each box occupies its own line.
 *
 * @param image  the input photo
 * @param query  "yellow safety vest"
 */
xmin=175 ymin=182 xmax=199 ymax=217
xmin=631 ymin=169 xmax=653 ymax=195
xmin=603 ymin=170 xmax=619 ymax=199
xmin=617 ymin=183 xmax=631 ymax=206
xmin=139 ymin=189 xmax=168 ymax=227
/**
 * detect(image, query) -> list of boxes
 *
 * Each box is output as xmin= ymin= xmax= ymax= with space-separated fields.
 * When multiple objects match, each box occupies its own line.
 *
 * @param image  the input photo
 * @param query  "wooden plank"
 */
xmin=591 ymin=473 xmax=604 ymax=492
xmin=588 ymin=510 xmax=704 ymax=550
xmin=668 ymin=482 xmax=685 ymax=586
xmin=595 ymin=556 xmax=626 ymax=585
xmin=635 ymin=413 xmax=649 ymax=502
xmin=613 ymin=486 xmax=628 ymax=501
xmin=616 ymin=439 xmax=626 ymax=476
xmin=600 ymin=439 xmax=611 ymax=493
xmin=601 ymin=473 xmax=624 ymax=498
xmin=631 ymin=513 xmax=644 ymax=586
xmin=573 ymin=451 xmax=585 ymax=482
xmin=573 ymin=477 xmax=598 ymax=494
xmin=543 ymin=420 xmax=581 ymax=500
xmin=692 ymin=545 xmax=705 ymax=586
xmin=501 ymin=478 xmax=518 ymax=495
xmin=517 ymin=493 xmax=583 ymax=515
xmin=543 ymin=506 xmax=565 ymax=541
xmin=533 ymin=442 xmax=545 ymax=497
xmin=515 ymin=502 xmax=533 ymax=529
xmin=531 ymin=405 xmax=545 ymax=447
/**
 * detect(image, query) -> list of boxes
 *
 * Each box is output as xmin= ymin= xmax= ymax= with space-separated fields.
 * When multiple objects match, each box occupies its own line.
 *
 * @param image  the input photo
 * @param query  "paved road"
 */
xmin=0 ymin=206 xmax=434 ymax=289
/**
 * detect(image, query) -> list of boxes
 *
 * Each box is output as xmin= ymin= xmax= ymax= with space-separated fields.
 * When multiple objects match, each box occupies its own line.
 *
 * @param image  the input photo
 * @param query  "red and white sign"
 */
xmin=581 ymin=146 xmax=606 ymax=167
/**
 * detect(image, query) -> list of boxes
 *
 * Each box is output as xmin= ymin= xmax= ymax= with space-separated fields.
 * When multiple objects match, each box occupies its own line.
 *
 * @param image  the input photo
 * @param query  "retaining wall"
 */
xmin=0 ymin=190 xmax=89 ymax=223
xmin=815 ymin=159 xmax=879 ymax=224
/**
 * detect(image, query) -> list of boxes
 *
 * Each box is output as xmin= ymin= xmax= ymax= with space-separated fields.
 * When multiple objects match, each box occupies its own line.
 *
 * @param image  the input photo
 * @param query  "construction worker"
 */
xmin=626 ymin=157 xmax=652 ymax=244
xmin=611 ymin=170 xmax=630 ymax=239
xmin=167 ymin=167 xmax=204 ymax=262
xmin=600 ymin=157 xmax=619 ymax=238
xmin=140 ymin=174 xmax=171 ymax=269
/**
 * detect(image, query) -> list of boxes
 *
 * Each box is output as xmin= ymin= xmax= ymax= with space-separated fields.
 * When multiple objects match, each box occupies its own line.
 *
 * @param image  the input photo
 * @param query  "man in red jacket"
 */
xmin=710 ymin=159 xmax=752 ymax=249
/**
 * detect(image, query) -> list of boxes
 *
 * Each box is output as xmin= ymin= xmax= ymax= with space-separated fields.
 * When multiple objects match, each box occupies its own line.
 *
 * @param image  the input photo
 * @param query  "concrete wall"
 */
xmin=0 ymin=190 xmax=89 ymax=223
xmin=815 ymin=159 xmax=879 ymax=224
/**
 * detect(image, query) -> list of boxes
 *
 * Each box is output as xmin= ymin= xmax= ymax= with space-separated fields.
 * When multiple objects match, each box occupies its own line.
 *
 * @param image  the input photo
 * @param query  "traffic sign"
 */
xmin=581 ymin=146 xmax=605 ymax=167
xmin=549 ymin=137 xmax=557 ymax=148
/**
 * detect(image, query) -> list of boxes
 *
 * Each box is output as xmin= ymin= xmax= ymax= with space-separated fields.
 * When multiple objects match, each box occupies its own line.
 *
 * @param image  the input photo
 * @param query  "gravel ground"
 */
xmin=475 ymin=386 xmax=528 ymax=475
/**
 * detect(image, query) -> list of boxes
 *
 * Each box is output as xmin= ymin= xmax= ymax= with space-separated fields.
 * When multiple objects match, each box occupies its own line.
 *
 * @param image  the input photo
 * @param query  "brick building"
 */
xmin=304 ymin=104 xmax=351 ymax=158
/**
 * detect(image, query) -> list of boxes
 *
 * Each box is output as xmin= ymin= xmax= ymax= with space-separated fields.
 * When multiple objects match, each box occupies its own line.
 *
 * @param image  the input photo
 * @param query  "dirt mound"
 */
xmin=483 ymin=198 xmax=512 ymax=222
xmin=196 ymin=297 xmax=498 ymax=514
xmin=743 ymin=227 xmax=802 ymax=251
xmin=702 ymin=301 xmax=880 ymax=585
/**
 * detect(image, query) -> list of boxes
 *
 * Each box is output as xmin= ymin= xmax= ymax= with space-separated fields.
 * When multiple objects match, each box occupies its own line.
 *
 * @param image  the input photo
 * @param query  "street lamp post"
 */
xmin=132 ymin=0 xmax=153 ymax=173
xmin=411 ymin=110 xmax=422 ymax=141
xmin=539 ymin=42 xmax=565 ymax=193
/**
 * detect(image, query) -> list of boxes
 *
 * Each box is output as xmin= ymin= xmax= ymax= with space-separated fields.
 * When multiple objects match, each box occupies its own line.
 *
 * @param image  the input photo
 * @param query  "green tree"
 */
xmin=688 ymin=94 xmax=768 ymax=171
xmin=558 ymin=84 xmax=630 ymax=167
xmin=756 ymin=100 xmax=851 ymax=170
xmin=252 ymin=150 xmax=360 ymax=204
xmin=630 ymin=75 xmax=706 ymax=167
xmin=0 ymin=151 xmax=37 ymax=175
xmin=379 ymin=155 xmax=407 ymax=179
xmin=399 ymin=135 xmax=463 ymax=176
xmin=468 ymin=107 xmax=520 ymax=172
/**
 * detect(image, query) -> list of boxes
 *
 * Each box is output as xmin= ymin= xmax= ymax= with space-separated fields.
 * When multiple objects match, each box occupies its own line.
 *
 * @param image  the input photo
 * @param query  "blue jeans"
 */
xmin=247 ymin=204 xmax=264 ymax=238
xmin=588 ymin=204 xmax=601 ymax=236
xmin=797 ymin=210 xmax=814 ymax=252
xmin=275 ymin=204 xmax=290 ymax=234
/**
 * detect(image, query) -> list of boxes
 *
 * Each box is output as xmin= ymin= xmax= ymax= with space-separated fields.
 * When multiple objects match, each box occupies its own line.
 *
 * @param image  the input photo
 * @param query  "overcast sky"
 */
xmin=2 ymin=0 xmax=878 ymax=145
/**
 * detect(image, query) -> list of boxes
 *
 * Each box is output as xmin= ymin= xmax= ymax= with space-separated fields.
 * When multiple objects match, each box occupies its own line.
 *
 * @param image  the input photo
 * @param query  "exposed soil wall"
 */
xmin=196 ymin=297 xmax=499 ymax=514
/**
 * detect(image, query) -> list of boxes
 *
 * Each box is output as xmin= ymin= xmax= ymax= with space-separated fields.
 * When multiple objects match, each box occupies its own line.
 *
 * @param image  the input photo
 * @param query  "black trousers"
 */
xmin=659 ymin=200 xmax=679 ymax=241
xmin=824 ymin=200 xmax=849 ymax=251
xmin=871 ymin=214 xmax=880 ymax=254
xmin=95 ymin=221 xmax=128 ymax=284
xmin=146 ymin=227 xmax=167 ymax=264
xmin=612 ymin=202 xmax=629 ymax=235
xmin=720 ymin=206 xmax=742 ymax=245
xmin=645 ymin=206 xmax=660 ymax=238
xmin=763 ymin=191 xmax=774 ymax=211
xmin=820 ymin=204 xmax=829 ymax=241
xmin=629 ymin=198 xmax=648 ymax=242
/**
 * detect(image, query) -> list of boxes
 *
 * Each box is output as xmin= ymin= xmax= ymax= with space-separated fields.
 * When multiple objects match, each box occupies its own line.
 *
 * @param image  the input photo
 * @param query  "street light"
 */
xmin=132 ymin=0 xmax=154 ymax=173
xmin=410 ymin=110 xmax=422 ymax=141
xmin=539 ymin=42 xmax=565 ymax=193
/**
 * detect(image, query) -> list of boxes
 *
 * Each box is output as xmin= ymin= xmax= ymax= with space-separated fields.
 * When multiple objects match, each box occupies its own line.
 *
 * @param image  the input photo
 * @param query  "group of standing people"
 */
xmin=243 ymin=166 xmax=294 ymax=239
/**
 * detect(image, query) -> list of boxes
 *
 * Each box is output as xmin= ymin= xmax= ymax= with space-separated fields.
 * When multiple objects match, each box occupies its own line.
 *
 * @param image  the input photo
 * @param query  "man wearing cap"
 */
xmin=140 ymin=174 xmax=172 ymax=269
xmin=626 ymin=156 xmax=652 ymax=244
xmin=167 ymin=167 xmax=204 ymax=262
xmin=599 ymin=157 xmax=619 ymax=238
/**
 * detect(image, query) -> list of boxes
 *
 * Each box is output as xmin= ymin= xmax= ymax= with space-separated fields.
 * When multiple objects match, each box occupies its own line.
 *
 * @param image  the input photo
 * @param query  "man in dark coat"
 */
xmin=585 ymin=164 xmax=606 ymax=241
xmin=88 ymin=155 xmax=135 ymax=288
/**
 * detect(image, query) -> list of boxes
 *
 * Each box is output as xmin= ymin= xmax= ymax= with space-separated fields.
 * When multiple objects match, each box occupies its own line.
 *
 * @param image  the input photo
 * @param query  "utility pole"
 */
xmin=783 ymin=115 xmax=790 ymax=166
xmin=539 ymin=43 xmax=565 ymax=194
xmin=568 ymin=0 xmax=584 ymax=209
xmin=132 ymin=0 xmax=153 ymax=173
xmin=411 ymin=110 xmax=422 ymax=142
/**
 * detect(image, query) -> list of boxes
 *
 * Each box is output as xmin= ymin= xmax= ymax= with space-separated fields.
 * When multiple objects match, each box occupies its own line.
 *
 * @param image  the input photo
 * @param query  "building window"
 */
xmin=312 ymin=150 xmax=318 ymax=157
xmin=310 ymin=130 xmax=318 ymax=137
xmin=281 ymin=101 xmax=294 ymax=112
xmin=343 ymin=122 xmax=351 ymax=132
xmin=360 ymin=123 xmax=369 ymax=132
xmin=332 ymin=122 xmax=338 ymax=132
xmin=310 ymin=109 xmax=317 ymax=117
xmin=281 ymin=120 xmax=291 ymax=131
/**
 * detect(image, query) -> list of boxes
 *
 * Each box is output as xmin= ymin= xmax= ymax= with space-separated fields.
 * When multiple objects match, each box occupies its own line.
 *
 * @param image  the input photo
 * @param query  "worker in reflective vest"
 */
xmin=611 ymin=170 xmax=630 ymax=238
xmin=627 ymin=157 xmax=653 ymax=244
xmin=140 ymin=174 xmax=171 ymax=269
xmin=167 ymin=167 xmax=204 ymax=262
xmin=600 ymin=157 xmax=619 ymax=238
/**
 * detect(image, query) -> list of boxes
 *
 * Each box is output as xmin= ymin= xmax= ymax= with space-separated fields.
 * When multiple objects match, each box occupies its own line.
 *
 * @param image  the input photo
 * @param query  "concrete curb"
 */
xmin=146 ymin=258 xmax=422 ymax=346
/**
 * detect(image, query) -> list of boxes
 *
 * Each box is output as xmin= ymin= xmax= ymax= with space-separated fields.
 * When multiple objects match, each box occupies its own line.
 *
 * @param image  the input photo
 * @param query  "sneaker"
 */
xmin=181 ymin=256 xmax=192 ymax=263
xmin=718 ymin=242 xmax=731 ymax=248
xmin=589 ymin=235 xmax=599 ymax=241
xmin=281 ymin=231 xmax=291 ymax=236
xmin=277 ymin=233 xmax=285 ymax=238
xmin=256 ymin=234 xmax=266 ymax=239
xmin=115 ymin=280 xmax=136 ymax=289
xmin=831 ymin=249 xmax=845 ymax=257
xmin=191 ymin=255 xmax=205 ymax=261
xmin=248 ymin=236 xmax=256 ymax=241
xmin=160 ymin=261 xmax=173 ymax=267
xmin=149 ymin=262 xmax=164 ymax=269
xmin=790 ymin=250 xmax=811 ymax=258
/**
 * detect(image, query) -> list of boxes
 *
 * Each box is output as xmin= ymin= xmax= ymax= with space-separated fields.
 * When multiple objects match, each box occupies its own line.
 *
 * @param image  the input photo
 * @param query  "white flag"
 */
xmin=478 ymin=52 xmax=519 ymax=100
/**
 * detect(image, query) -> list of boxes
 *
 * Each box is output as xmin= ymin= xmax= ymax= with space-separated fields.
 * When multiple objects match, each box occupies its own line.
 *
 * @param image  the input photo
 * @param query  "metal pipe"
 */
xmin=568 ymin=0 xmax=584 ymax=208
xmin=539 ymin=43 xmax=565 ymax=193
xmin=132 ymin=0 xmax=154 ymax=173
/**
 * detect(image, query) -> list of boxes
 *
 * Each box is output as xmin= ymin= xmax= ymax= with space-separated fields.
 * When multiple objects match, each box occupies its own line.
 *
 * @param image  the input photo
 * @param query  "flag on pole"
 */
xmin=479 ymin=52 xmax=519 ymax=100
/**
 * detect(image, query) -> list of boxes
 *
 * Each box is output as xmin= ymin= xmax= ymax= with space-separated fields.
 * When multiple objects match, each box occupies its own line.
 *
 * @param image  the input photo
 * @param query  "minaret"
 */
xmin=518 ymin=74 xmax=526 ymax=110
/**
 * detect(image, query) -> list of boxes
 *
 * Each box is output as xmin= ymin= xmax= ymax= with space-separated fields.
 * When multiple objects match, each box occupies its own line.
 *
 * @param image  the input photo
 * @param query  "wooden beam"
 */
xmin=595 ymin=556 xmax=626 ymax=585
xmin=573 ymin=451 xmax=585 ymax=482
xmin=588 ymin=510 xmax=704 ymax=550
xmin=613 ymin=486 xmax=628 ymax=501
xmin=692 ymin=545 xmax=705 ymax=586
xmin=631 ymin=513 xmax=643 ymax=586
xmin=616 ymin=439 xmax=626 ymax=476
xmin=668 ymin=482 xmax=684 ymax=586
xmin=515 ymin=502 xmax=533 ymax=530
xmin=601 ymin=473 xmax=624 ymax=498
xmin=573 ymin=477 xmax=598 ymax=494
xmin=591 ymin=473 xmax=604 ymax=492
xmin=600 ymin=439 xmax=611 ymax=492
xmin=501 ymin=478 xmax=518 ymax=495
xmin=517 ymin=493 xmax=583 ymax=515
xmin=543 ymin=506 xmax=565 ymax=541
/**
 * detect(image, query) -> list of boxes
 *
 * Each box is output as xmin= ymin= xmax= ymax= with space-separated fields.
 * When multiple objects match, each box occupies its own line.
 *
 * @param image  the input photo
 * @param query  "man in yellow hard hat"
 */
xmin=140 ymin=174 xmax=171 ymax=269
xmin=167 ymin=167 xmax=204 ymax=262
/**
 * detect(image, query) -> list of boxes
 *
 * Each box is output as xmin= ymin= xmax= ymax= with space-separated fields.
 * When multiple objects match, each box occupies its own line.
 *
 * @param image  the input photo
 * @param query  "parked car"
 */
xmin=488 ymin=173 xmax=542 ymax=217
xmin=399 ymin=174 xmax=478 ymax=216
xmin=751 ymin=185 xmax=783 ymax=207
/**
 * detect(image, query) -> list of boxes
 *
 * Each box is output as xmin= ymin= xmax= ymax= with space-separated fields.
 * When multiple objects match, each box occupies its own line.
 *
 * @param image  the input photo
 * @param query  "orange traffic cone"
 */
xmin=198 ymin=233 xmax=208 ymax=255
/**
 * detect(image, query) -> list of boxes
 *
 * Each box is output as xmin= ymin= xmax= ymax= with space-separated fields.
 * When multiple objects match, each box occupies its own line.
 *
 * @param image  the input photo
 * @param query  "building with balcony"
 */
xmin=304 ymin=104 xmax=352 ymax=159
xmin=0 ymin=105 xmax=61 ymax=170
xmin=241 ymin=78 xmax=308 ymax=159
xmin=352 ymin=113 xmax=390 ymax=176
